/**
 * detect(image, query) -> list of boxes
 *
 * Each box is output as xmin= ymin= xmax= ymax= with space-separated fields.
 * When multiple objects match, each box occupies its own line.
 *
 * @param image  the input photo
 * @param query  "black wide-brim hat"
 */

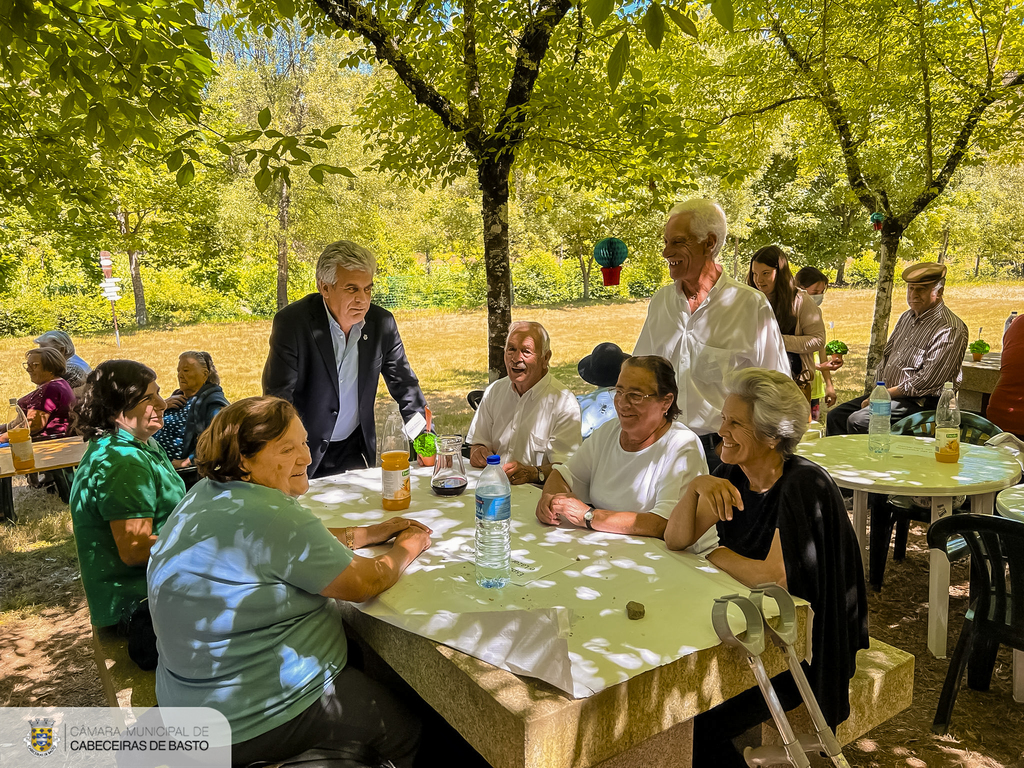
xmin=578 ymin=342 xmax=631 ymax=388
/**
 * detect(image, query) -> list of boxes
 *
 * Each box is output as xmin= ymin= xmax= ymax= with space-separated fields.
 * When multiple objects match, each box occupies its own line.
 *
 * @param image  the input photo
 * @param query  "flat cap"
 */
xmin=902 ymin=262 xmax=946 ymax=285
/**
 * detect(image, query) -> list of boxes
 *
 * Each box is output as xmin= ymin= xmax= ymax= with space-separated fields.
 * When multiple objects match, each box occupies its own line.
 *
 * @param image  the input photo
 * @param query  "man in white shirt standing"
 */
xmin=633 ymin=199 xmax=789 ymax=470
xmin=467 ymin=321 xmax=582 ymax=485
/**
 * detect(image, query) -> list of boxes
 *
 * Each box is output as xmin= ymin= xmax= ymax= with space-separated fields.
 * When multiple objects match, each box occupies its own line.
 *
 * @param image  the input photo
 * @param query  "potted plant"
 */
xmin=824 ymin=339 xmax=849 ymax=365
xmin=969 ymin=338 xmax=990 ymax=362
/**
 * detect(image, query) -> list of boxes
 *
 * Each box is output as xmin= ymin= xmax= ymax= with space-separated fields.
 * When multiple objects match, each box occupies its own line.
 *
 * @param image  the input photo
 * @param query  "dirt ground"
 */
xmin=2 ymin=481 xmax=1023 ymax=767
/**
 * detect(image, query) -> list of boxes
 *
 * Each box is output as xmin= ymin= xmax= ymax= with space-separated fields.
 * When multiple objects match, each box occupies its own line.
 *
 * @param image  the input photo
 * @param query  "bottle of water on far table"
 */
xmin=867 ymin=374 xmax=891 ymax=455
xmin=475 ymin=455 xmax=511 ymax=588
xmin=935 ymin=382 xmax=961 ymax=463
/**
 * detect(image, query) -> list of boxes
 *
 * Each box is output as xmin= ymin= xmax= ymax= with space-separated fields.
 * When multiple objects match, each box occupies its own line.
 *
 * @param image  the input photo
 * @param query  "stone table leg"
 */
xmin=1014 ymin=650 xmax=1024 ymax=704
xmin=593 ymin=718 xmax=693 ymax=768
xmin=851 ymin=490 xmax=869 ymax=568
xmin=928 ymin=496 xmax=955 ymax=659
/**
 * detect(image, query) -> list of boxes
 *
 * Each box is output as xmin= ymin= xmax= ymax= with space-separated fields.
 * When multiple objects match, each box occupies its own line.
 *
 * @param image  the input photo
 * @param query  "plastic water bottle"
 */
xmin=475 ymin=455 xmax=511 ymax=588
xmin=867 ymin=375 xmax=891 ymax=455
xmin=935 ymin=382 xmax=961 ymax=463
xmin=7 ymin=398 xmax=35 ymax=471
xmin=1005 ymin=311 xmax=1018 ymax=341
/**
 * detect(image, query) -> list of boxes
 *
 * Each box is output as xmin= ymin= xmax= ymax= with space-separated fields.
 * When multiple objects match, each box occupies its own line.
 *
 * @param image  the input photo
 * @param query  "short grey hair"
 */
xmin=507 ymin=321 xmax=551 ymax=357
xmin=34 ymin=329 xmax=75 ymax=359
xmin=316 ymin=240 xmax=377 ymax=288
xmin=667 ymin=199 xmax=728 ymax=259
xmin=725 ymin=368 xmax=809 ymax=457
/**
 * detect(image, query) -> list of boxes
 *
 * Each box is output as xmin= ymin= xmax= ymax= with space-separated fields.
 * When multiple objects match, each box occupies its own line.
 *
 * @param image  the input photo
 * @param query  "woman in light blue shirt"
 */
xmin=148 ymin=396 xmax=431 ymax=768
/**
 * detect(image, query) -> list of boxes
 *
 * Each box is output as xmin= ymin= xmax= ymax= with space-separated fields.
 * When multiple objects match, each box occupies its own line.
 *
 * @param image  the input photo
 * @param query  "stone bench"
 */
xmin=761 ymin=638 xmax=914 ymax=756
xmin=91 ymin=625 xmax=157 ymax=712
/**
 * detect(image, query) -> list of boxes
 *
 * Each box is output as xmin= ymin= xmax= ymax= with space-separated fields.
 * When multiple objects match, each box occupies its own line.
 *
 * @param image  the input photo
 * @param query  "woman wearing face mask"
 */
xmin=795 ymin=266 xmax=842 ymax=419
xmin=746 ymin=247 xmax=825 ymax=402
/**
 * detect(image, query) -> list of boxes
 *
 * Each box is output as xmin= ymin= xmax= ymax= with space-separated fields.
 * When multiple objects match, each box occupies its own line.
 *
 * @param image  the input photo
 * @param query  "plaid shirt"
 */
xmin=878 ymin=301 xmax=968 ymax=397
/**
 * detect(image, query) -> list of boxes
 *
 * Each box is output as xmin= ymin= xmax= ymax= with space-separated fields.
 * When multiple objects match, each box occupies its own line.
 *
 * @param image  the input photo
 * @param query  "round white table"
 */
xmin=795 ymin=434 xmax=1021 ymax=658
xmin=996 ymin=484 xmax=1024 ymax=523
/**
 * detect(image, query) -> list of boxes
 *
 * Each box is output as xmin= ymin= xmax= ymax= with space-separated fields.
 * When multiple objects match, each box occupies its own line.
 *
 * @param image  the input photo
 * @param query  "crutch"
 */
xmin=747 ymin=584 xmax=851 ymax=768
xmin=711 ymin=593 xmax=811 ymax=768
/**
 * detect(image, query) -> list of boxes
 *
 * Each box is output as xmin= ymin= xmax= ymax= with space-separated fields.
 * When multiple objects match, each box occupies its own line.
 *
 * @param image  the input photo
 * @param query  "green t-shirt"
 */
xmin=69 ymin=429 xmax=186 ymax=627
xmin=147 ymin=478 xmax=354 ymax=743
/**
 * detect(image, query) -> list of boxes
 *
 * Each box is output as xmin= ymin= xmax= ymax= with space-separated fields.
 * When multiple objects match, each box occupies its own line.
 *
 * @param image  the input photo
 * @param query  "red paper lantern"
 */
xmin=601 ymin=266 xmax=622 ymax=286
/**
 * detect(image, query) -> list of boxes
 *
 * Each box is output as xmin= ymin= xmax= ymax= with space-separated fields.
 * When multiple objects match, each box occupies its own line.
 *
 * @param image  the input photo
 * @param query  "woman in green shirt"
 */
xmin=69 ymin=360 xmax=186 ymax=629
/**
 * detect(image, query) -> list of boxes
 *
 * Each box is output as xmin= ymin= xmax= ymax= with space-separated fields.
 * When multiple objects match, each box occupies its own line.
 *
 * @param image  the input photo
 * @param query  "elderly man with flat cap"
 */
xmin=827 ymin=262 xmax=968 ymax=435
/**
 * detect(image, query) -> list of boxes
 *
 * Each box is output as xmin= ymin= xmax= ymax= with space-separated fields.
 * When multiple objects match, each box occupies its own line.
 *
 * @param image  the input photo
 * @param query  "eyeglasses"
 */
xmin=613 ymin=388 xmax=659 ymax=407
xmin=22 ymin=362 xmax=42 ymax=371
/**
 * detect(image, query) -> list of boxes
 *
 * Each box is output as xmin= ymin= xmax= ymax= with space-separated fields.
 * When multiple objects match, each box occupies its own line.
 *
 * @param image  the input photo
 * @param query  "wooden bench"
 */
xmin=761 ymin=638 xmax=914 ymax=756
xmin=91 ymin=625 xmax=157 ymax=712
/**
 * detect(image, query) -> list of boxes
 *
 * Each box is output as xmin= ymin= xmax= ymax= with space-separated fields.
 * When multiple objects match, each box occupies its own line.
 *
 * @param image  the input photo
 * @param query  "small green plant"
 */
xmin=969 ymin=339 xmax=990 ymax=355
xmin=825 ymin=340 xmax=849 ymax=356
xmin=412 ymin=432 xmax=437 ymax=458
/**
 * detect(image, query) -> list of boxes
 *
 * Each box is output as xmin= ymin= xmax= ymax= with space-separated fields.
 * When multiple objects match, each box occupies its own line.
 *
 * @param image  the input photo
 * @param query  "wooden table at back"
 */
xmin=795 ymin=434 xmax=1021 ymax=659
xmin=0 ymin=436 xmax=87 ymax=523
xmin=960 ymin=351 xmax=1001 ymax=414
xmin=300 ymin=467 xmax=810 ymax=768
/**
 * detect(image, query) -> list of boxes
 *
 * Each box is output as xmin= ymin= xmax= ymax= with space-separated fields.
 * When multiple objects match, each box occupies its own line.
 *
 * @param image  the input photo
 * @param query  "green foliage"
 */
xmin=512 ymin=252 xmax=574 ymax=305
xmin=969 ymin=339 xmax=991 ymax=355
xmin=824 ymin=340 xmax=849 ymax=356
xmin=846 ymin=252 xmax=881 ymax=289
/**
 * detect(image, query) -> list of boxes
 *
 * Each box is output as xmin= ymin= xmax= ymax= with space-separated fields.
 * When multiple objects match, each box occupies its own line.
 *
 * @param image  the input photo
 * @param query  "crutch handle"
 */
xmin=712 ymin=594 xmax=767 ymax=657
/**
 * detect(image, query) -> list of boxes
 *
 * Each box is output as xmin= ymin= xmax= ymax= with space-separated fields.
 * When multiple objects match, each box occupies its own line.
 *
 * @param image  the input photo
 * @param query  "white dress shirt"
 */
xmin=555 ymin=419 xmax=707 ymax=518
xmin=634 ymin=275 xmax=789 ymax=435
xmin=326 ymin=302 xmax=364 ymax=442
xmin=466 ymin=372 xmax=582 ymax=465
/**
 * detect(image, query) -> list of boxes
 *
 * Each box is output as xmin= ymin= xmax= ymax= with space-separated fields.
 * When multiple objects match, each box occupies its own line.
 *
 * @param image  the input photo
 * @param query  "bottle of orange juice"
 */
xmin=380 ymin=410 xmax=411 ymax=511
xmin=7 ymin=398 xmax=35 ymax=471
xmin=934 ymin=383 xmax=960 ymax=463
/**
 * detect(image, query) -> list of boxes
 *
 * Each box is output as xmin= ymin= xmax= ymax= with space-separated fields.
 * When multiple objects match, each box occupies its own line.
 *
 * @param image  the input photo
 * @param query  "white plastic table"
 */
xmin=297 ymin=466 xmax=809 ymax=768
xmin=795 ymin=434 xmax=1021 ymax=658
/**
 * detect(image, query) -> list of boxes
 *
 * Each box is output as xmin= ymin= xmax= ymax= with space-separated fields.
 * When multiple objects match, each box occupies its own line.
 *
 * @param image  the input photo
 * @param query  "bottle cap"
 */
xmin=486 ymin=455 xmax=501 ymax=465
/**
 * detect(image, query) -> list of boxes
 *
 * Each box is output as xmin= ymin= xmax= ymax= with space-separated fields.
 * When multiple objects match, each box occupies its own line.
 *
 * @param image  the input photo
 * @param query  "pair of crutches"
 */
xmin=711 ymin=584 xmax=850 ymax=768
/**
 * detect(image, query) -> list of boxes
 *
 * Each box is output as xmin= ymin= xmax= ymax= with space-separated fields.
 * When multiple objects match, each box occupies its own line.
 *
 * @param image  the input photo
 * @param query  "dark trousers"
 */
xmin=693 ymin=670 xmax=803 ymax=766
xmin=827 ymin=395 xmax=939 ymax=436
xmin=231 ymin=665 xmax=421 ymax=768
xmin=314 ymin=431 xmax=370 ymax=479
xmin=699 ymin=432 xmax=723 ymax=474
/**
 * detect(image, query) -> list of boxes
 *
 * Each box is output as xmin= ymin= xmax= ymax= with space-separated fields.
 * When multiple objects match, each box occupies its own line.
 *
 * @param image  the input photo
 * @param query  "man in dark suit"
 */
xmin=263 ymin=240 xmax=428 ymax=478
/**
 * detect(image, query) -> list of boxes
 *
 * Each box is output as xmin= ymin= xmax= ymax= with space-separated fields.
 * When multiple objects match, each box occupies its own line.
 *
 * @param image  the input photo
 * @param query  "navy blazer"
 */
xmin=262 ymin=293 xmax=427 ymax=475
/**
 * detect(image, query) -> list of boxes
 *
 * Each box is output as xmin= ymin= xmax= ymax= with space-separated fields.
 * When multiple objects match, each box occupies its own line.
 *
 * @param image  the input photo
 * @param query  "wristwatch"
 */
xmin=583 ymin=506 xmax=595 ymax=530
xmin=536 ymin=466 xmax=545 ymax=484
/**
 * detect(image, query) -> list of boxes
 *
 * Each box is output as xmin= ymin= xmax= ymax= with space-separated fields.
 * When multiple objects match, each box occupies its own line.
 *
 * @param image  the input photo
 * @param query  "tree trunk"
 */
xmin=863 ymin=223 xmax=904 ymax=392
xmin=835 ymin=258 xmax=846 ymax=286
xmin=578 ymin=249 xmax=591 ymax=301
xmin=732 ymin=234 xmax=739 ymax=279
xmin=128 ymin=249 xmax=147 ymax=327
xmin=277 ymin=177 xmax=291 ymax=311
xmin=480 ymin=160 xmax=513 ymax=381
xmin=938 ymin=226 xmax=949 ymax=263
xmin=975 ymin=252 xmax=981 ymax=277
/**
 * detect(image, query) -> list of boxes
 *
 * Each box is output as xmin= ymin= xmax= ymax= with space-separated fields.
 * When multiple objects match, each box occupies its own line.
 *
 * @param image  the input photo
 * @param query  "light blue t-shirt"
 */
xmin=578 ymin=387 xmax=618 ymax=439
xmin=148 ymin=478 xmax=354 ymax=743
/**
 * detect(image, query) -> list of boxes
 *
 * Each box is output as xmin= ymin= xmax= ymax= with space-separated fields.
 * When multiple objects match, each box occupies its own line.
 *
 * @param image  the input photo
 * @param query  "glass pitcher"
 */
xmin=431 ymin=435 xmax=469 ymax=496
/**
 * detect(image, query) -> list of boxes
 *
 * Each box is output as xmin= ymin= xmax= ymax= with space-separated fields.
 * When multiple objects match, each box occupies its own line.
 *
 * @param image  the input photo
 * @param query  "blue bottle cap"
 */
xmin=486 ymin=455 xmax=501 ymax=465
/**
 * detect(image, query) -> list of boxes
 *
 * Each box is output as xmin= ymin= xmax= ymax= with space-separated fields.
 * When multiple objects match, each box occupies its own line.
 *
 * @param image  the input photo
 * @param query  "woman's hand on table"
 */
xmin=360 ymin=517 xmax=432 ymax=548
xmin=549 ymin=494 xmax=590 ymax=528
xmin=689 ymin=475 xmax=743 ymax=522
xmin=394 ymin=524 xmax=432 ymax=556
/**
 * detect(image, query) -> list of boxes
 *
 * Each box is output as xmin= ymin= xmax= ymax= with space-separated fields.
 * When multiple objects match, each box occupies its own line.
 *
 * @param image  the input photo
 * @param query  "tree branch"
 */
xmin=464 ymin=0 xmax=483 ymax=145
xmin=915 ymin=0 xmax=933 ymax=181
xmin=714 ymin=95 xmax=815 ymax=125
xmin=311 ymin=0 xmax=475 ymax=154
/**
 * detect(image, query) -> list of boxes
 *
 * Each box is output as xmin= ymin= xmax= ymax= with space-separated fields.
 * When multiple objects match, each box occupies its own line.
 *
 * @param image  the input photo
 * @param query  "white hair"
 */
xmin=507 ymin=321 xmax=551 ymax=357
xmin=668 ymin=199 xmax=728 ymax=259
xmin=316 ymin=240 xmax=377 ymax=288
xmin=725 ymin=368 xmax=809 ymax=457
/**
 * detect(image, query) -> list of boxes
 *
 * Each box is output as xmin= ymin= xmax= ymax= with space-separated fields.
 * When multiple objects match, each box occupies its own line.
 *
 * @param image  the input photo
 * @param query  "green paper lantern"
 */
xmin=594 ymin=237 xmax=628 ymax=285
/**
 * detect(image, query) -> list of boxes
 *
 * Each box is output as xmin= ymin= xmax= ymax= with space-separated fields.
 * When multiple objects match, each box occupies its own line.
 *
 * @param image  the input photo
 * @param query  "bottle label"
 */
xmin=10 ymin=431 xmax=33 ymax=465
xmin=382 ymin=467 xmax=410 ymax=501
xmin=476 ymin=494 xmax=511 ymax=522
xmin=869 ymin=401 xmax=891 ymax=417
xmin=935 ymin=428 xmax=960 ymax=460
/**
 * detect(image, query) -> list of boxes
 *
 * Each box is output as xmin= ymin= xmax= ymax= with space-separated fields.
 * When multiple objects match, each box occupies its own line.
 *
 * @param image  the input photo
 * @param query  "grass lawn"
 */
xmin=2 ymin=283 xmax=1023 ymax=437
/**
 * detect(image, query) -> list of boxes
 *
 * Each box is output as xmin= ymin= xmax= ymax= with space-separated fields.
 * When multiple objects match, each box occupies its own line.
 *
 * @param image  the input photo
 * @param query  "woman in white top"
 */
xmin=535 ymin=355 xmax=707 ymax=538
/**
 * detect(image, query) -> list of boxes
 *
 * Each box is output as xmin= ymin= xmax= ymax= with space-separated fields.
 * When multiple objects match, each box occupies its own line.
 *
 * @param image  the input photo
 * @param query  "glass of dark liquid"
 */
xmin=431 ymin=435 xmax=468 ymax=496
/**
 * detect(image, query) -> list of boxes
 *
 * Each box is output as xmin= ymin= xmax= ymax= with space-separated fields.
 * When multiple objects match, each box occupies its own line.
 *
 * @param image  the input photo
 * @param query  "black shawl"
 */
xmin=180 ymin=380 xmax=229 ymax=459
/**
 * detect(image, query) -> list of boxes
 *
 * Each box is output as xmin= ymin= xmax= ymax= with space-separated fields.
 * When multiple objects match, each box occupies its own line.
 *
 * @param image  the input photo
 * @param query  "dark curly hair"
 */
xmin=196 ymin=397 xmax=299 ymax=482
xmin=74 ymin=360 xmax=158 ymax=440
xmin=621 ymin=355 xmax=682 ymax=422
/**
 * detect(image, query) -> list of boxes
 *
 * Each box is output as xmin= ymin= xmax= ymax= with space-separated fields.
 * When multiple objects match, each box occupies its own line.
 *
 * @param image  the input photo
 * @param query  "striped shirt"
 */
xmin=878 ymin=302 xmax=968 ymax=397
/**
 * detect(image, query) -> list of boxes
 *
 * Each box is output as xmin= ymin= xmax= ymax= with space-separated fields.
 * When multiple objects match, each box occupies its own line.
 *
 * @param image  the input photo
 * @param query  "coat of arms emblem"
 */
xmin=25 ymin=717 xmax=59 ymax=757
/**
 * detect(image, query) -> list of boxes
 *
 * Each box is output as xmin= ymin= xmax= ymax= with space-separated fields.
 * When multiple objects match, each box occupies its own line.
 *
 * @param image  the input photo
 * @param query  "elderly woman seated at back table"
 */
xmin=535 ymin=355 xmax=707 ymax=538
xmin=0 ymin=348 xmax=76 ymax=444
xmin=148 ymin=397 xmax=431 ymax=768
xmin=152 ymin=350 xmax=228 ymax=469
xmin=664 ymin=368 xmax=868 ymax=764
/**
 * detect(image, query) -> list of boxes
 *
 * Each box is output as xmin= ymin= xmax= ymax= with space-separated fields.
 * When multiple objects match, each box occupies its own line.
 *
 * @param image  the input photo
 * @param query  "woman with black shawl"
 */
xmin=665 ymin=367 xmax=868 ymax=765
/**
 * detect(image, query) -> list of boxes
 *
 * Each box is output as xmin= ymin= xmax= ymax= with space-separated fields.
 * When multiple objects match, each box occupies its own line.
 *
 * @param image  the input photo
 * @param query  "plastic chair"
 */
xmin=467 ymin=390 xmax=484 ymax=411
xmin=868 ymin=411 xmax=1003 ymax=589
xmin=927 ymin=514 xmax=1024 ymax=734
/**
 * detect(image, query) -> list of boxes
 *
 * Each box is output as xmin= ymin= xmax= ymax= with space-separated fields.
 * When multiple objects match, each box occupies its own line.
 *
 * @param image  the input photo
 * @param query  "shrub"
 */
xmin=846 ymin=251 xmax=880 ymax=288
xmin=512 ymin=251 xmax=573 ymax=305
